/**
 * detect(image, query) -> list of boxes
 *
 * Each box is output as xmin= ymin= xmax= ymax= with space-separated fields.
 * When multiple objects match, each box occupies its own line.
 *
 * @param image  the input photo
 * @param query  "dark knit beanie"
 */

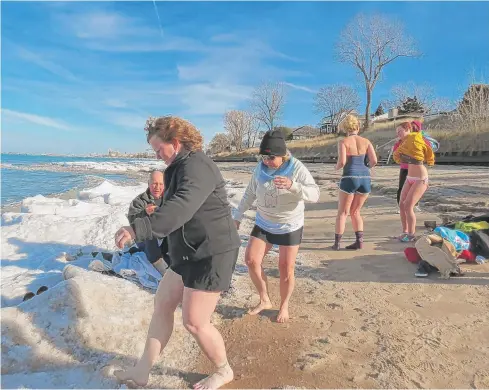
xmin=259 ymin=129 xmax=287 ymax=156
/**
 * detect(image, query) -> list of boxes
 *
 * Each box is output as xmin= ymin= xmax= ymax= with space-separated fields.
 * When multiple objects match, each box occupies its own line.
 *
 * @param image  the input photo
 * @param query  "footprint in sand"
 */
xmin=473 ymin=370 xmax=489 ymax=388
xmin=327 ymin=303 xmax=343 ymax=310
xmin=353 ymin=307 xmax=364 ymax=315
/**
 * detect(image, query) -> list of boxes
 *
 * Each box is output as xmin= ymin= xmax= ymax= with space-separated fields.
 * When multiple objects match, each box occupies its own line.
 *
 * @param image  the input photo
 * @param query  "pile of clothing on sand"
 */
xmin=87 ymin=244 xmax=165 ymax=290
xmin=403 ymin=213 xmax=489 ymax=279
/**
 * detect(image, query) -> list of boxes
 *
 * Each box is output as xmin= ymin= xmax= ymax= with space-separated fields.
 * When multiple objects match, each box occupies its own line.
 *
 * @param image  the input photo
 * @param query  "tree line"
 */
xmin=208 ymin=13 xmax=488 ymax=155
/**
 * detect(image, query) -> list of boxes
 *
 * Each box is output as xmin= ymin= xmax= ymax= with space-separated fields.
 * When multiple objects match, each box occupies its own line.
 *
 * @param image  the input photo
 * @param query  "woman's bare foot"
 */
xmin=276 ymin=305 xmax=289 ymax=323
xmin=114 ymin=364 xmax=150 ymax=387
xmin=248 ymin=299 xmax=273 ymax=315
xmin=194 ymin=362 xmax=234 ymax=390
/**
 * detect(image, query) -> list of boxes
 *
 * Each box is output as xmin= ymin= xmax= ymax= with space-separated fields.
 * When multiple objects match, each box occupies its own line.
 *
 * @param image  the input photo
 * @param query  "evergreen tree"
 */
xmin=398 ymin=96 xmax=425 ymax=114
xmin=374 ymin=103 xmax=384 ymax=116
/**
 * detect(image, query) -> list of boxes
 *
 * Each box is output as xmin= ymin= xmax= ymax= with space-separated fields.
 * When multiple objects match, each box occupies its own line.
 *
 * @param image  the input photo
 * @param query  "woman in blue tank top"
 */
xmin=333 ymin=115 xmax=378 ymax=250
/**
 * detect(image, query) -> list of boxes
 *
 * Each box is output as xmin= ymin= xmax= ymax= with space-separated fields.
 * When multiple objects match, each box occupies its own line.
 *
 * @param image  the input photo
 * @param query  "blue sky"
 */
xmin=2 ymin=1 xmax=489 ymax=155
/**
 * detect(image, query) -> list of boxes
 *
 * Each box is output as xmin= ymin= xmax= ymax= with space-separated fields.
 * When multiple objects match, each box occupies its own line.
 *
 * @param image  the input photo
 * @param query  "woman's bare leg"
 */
xmin=182 ymin=288 xmax=234 ymax=390
xmin=399 ymin=181 xmax=413 ymax=235
xmin=403 ymin=181 xmax=428 ymax=235
xmin=277 ymin=245 xmax=299 ymax=323
xmin=245 ymin=237 xmax=273 ymax=315
xmin=114 ymin=268 xmax=184 ymax=386
xmin=345 ymin=193 xmax=369 ymax=249
xmin=334 ymin=191 xmax=354 ymax=249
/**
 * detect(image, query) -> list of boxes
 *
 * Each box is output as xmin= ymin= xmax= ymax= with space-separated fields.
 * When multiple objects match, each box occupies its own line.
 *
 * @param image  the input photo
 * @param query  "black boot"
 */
xmin=332 ymin=233 xmax=342 ymax=250
xmin=346 ymin=231 xmax=364 ymax=250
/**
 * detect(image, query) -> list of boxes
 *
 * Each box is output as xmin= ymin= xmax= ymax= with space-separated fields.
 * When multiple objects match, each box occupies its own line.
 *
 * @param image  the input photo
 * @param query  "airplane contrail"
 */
xmin=152 ymin=0 xmax=164 ymax=41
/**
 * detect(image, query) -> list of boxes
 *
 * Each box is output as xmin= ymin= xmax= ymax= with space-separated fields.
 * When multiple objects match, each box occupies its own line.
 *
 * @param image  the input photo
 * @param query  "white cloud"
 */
xmin=54 ymin=7 xmax=204 ymax=53
xmin=4 ymin=6 xmax=309 ymax=142
xmin=177 ymin=83 xmax=253 ymax=116
xmin=103 ymin=113 xmax=149 ymax=130
xmin=104 ymin=99 xmax=128 ymax=108
xmin=10 ymin=43 xmax=80 ymax=82
xmin=283 ymin=82 xmax=317 ymax=94
xmin=58 ymin=9 xmax=154 ymax=40
xmin=74 ymin=12 xmax=141 ymax=39
xmin=1 ymin=108 xmax=72 ymax=131
xmin=210 ymin=33 xmax=239 ymax=43
xmin=84 ymin=37 xmax=205 ymax=53
xmin=176 ymin=38 xmax=301 ymax=86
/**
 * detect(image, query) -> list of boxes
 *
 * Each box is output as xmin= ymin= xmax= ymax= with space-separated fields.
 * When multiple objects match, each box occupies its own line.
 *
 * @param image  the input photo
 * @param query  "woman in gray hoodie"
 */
xmin=233 ymin=129 xmax=320 ymax=323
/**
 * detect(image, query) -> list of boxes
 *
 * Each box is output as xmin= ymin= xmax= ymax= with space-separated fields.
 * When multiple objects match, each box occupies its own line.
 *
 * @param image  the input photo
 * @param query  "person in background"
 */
xmin=233 ymin=129 xmax=320 ymax=323
xmin=114 ymin=116 xmax=241 ymax=389
xmin=393 ymin=121 xmax=435 ymax=242
xmin=128 ymin=170 xmax=169 ymax=274
xmin=333 ymin=114 xmax=378 ymax=250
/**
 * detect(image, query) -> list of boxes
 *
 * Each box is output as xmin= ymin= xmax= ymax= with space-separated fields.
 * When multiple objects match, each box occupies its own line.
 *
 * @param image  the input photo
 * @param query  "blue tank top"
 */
xmin=342 ymin=154 xmax=370 ymax=177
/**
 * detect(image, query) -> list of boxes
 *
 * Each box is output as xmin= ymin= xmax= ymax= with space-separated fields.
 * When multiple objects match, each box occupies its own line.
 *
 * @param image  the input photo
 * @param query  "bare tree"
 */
xmin=336 ymin=13 xmax=420 ymax=129
xmin=208 ymin=133 xmax=231 ymax=155
xmin=244 ymin=112 xmax=260 ymax=148
xmin=223 ymin=110 xmax=256 ymax=151
xmin=252 ymin=82 xmax=286 ymax=132
xmin=386 ymin=82 xmax=452 ymax=114
xmin=315 ymin=84 xmax=360 ymax=132
xmin=450 ymin=80 xmax=489 ymax=132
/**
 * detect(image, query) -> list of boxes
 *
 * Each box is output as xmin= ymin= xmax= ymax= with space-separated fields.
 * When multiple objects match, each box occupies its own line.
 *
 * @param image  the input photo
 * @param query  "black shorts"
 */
xmin=250 ymin=225 xmax=303 ymax=246
xmin=171 ymin=248 xmax=239 ymax=292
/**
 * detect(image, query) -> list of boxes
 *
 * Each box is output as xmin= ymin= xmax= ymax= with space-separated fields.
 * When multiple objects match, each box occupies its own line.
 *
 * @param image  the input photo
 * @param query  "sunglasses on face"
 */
xmin=260 ymin=155 xmax=277 ymax=161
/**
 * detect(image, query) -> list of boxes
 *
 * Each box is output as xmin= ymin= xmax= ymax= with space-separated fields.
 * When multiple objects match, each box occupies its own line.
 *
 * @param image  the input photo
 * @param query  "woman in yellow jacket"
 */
xmin=393 ymin=121 xmax=435 ymax=242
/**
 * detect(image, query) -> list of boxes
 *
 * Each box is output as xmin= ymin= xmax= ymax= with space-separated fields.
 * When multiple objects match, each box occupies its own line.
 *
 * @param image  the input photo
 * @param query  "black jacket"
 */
xmin=127 ymin=188 xmax=167 ymax=264
xmin=131 ymin=150 xmax=241 ymax=265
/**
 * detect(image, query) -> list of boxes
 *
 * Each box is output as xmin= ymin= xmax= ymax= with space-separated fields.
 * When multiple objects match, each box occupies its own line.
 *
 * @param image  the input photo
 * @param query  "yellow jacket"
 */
xmin=393 ymin=132 xmax=435 ymax=166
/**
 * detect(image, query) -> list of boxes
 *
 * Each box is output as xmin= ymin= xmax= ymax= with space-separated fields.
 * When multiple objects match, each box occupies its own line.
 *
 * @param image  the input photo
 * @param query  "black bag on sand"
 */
xmin=470 ymin=229 xmax=489 ymax=257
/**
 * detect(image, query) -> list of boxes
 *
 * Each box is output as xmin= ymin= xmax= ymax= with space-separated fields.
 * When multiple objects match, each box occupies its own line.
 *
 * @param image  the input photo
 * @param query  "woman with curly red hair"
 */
xmin=114 ymin=116 xmax=241 ymax=389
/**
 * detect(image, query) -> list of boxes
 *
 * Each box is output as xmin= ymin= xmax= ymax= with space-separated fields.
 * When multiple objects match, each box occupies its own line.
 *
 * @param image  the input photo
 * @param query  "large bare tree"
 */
xmin=337 ymin=13 xmax=420 ymax=129
xmin=223 ymin=110 xmax=256 ymax=151
xmin=315 ymin=84 xmax=360 ymax=131
xmin=252 ymin=82 xmax=286 ymax=132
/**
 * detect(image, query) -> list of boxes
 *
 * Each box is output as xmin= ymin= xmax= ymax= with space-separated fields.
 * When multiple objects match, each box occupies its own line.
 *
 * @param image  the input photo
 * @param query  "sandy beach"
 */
xmin=199 ymin=163 xmax=489 ymax=389
xmin=1 ymin=162 xmax=488 ymax=389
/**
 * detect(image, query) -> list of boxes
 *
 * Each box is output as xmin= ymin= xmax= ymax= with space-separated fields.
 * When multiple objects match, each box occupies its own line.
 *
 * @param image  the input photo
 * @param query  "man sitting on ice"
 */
xmin=127 ymin=170 xmax=169 ymax=275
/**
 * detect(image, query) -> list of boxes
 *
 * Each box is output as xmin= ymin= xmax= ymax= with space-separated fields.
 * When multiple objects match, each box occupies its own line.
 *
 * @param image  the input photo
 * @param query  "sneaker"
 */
xmin=400 ymin=234 xmax=416 ymax=243
xmin=415 ymin=261 xmax=432 ymax=277
xmin=397 ymin=232 xmax=409 ymax=241
xmin=414 ymin=270 xmax=429 ymax=277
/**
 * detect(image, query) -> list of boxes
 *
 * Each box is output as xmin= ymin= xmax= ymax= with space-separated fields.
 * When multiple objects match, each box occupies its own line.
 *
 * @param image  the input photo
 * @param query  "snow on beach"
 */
xmin=1 ymin=178 xmax=248 ymax=389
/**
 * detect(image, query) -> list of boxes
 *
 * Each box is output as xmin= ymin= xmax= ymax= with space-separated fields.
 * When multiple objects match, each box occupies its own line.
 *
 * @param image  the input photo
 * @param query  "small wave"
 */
xmin=17 ymin=159 xmax=167 ymax=174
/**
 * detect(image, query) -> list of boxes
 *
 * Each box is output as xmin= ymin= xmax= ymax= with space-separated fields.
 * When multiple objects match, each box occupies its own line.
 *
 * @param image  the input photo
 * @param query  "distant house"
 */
xmin=290 ymin=125 xmax=321 ymax=140
xmin=320 ymin=110 xmax=364 ymax=134
xmin=371 ymin=108 xmax=424 ymax=124
xmin=319 ymin=119 xmax=337 ymax=134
